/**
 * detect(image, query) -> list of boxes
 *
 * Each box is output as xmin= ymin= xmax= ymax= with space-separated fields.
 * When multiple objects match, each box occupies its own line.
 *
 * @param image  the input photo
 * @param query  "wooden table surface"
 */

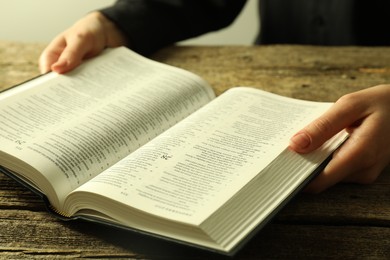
xmin=1 ymin=41 xmax=390 ymax=259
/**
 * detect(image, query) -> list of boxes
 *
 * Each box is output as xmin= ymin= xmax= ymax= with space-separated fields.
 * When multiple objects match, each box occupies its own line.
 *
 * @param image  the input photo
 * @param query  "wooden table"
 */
xmin=1 ymin=41 xmax=390 ymax=259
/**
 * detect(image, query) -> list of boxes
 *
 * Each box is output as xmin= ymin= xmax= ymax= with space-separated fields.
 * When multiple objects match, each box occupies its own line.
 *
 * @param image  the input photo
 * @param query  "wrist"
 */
xmin=93 ymin=12 xmax=128 ymax=48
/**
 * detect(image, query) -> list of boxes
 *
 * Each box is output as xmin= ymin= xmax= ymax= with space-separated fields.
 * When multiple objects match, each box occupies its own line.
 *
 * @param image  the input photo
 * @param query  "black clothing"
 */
xmin=257 ymin=0 xmax=355 ymax=45
xmin=258 ymin=0 xmax=390 ymax=46
xmin=100 ymin=0 xmax=390 ymax=55
xmin=100 ymin=0 xmax=246 ymax=55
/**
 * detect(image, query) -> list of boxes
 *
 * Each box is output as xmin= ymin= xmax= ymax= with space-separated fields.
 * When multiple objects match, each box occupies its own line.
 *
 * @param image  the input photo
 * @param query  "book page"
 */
xmin=68 ymin=87 xmax=333 ymax=225
xmin=0 ymin=47 xmax=215 ymax=208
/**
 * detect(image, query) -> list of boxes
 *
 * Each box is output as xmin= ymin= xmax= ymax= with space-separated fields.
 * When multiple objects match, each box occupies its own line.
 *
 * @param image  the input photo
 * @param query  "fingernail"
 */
xmin=290 ymin=132 xmax=311 ymax=150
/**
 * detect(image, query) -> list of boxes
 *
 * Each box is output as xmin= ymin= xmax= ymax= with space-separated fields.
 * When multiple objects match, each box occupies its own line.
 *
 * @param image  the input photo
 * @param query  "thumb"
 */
xmin=50 ymin=32 xmax=100 ymax=74
xmin=289 ymin=97 xmax=365 ymax=153
xmin=51 ymin=46 xmax=85 ymax=74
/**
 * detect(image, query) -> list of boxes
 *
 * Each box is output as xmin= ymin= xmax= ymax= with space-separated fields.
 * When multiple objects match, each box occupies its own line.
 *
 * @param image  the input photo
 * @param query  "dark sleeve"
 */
xmin=100 ymin=0 xmax=247 ymax=55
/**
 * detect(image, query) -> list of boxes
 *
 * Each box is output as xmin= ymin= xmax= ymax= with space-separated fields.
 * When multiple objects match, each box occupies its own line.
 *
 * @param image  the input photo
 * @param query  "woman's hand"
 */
xmin=289 ymin=85 xmax=390 ymax=193
xmin=39 ymin=12 xmax=127 ymax=74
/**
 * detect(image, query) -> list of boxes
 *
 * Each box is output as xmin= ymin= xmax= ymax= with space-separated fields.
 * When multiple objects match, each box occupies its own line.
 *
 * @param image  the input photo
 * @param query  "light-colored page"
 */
xmin=0 ymin=47 xmax=215 ymax=209
xmin=70 ymin=87 xmax=334 ymax=225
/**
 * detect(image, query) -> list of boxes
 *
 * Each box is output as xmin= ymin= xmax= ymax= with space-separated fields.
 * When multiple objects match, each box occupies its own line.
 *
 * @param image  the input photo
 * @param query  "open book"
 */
xmin=0 ymin=47 xmax=347 ymax=255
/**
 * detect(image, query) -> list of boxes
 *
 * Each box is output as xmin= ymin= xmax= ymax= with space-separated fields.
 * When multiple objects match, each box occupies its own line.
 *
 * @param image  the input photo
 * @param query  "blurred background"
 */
xmin=0 ymin=0 xmax=258 ymax=45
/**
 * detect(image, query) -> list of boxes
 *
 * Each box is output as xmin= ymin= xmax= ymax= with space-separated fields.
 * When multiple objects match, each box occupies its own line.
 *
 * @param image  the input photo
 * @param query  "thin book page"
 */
xmin=69 ymin=87 xmax=334 ymax=225
xmin=202 ymin=129 xmax=348 ymax=250
xmin=0 ymin=47 xmax=215 ymax=209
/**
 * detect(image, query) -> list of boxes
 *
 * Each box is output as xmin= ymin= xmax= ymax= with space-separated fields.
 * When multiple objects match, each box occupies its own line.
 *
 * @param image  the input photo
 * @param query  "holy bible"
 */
xmin=0 ymin=47 xmax=347 ymax=255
